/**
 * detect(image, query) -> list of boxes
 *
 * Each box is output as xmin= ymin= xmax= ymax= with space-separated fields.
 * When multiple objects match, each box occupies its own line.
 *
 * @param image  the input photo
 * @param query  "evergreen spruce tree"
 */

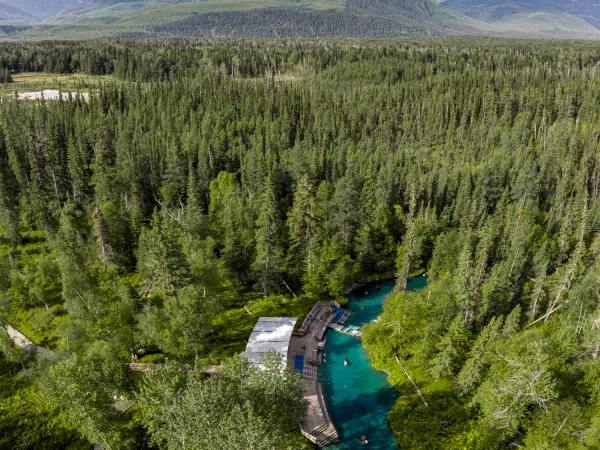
xmin=252 ymin=177 xmax=284 ymax=296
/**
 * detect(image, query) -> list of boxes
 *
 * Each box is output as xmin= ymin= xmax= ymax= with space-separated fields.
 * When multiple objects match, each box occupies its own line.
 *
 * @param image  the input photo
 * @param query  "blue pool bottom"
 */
xmin=294 ymin=354 xmax=305 ymax=373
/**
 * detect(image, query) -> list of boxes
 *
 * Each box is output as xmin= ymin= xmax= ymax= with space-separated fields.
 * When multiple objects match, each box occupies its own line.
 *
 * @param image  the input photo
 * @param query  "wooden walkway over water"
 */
xmin=288 ymin=301 xmax=353 ymax=447
xmin=327 ymin=322 xmax=362 ymax=339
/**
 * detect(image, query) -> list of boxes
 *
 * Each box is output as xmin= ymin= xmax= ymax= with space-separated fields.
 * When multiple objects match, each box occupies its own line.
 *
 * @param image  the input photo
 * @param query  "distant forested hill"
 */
xmin=150 ymin=1 xmax=491 ymax=38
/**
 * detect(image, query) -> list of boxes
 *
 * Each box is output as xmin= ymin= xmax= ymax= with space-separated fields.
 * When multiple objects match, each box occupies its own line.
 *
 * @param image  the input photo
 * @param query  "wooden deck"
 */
xmin=288 ymin=301 xmax=352 ymax=447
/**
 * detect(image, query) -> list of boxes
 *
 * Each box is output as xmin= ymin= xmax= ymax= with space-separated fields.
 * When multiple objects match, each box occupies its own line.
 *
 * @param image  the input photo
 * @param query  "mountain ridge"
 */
xmin=23 ymin=0 xmax=498 ymax=39
xmin=10 ymin=0 xmax=600 ymax=40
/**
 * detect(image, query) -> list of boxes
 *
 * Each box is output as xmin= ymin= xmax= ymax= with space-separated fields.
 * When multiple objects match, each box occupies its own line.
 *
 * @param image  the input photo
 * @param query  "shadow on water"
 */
xmin=323 ymin=277 xmax=427 ymax=449
xmin=324 ymin=385 xmax=398 ymax=448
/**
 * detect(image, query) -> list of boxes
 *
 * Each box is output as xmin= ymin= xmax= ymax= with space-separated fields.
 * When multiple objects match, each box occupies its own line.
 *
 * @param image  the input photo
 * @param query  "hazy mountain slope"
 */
xmin=442 ymin=0 xmax=600 ymax=33
xmin=0 ymin=2 xmax=39 ymax=24
xmin=494 ymin=12 xmax=600 ymax=37
xmin=347 ymin=0 xmax=492 ymax=33
xmin=45 ymin=0 xmax=189 ymax=24
xmin=1 ymin=0 xmax=94 ymax=19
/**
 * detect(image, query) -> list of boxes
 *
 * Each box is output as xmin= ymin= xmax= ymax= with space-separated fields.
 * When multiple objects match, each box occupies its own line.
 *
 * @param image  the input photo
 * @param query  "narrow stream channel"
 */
xmin=322 ymin=277 xmax=427 ymax=449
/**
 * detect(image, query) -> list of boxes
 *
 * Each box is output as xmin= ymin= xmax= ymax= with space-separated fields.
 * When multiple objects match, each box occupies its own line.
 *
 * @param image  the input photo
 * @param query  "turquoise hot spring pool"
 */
xmin=322 ymin=277 xmax=427 ymax=449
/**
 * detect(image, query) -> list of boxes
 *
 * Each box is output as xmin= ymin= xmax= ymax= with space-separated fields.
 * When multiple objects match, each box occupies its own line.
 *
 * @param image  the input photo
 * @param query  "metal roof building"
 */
xmin=242 ymin=317 xmax=297 ymax=367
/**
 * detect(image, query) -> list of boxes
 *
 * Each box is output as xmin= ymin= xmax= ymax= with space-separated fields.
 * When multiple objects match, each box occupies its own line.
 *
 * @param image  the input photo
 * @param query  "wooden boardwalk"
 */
xmin=288 ymin=301 xmax=353 ymax=447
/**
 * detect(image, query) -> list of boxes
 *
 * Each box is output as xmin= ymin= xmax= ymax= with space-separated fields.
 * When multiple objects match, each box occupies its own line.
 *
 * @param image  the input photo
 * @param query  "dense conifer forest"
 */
xmin=2 ymin=38 xmax=600 ymax=448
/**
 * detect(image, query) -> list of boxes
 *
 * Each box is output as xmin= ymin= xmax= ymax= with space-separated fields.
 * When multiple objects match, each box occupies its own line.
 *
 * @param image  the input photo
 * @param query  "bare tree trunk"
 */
xmin=593 ymin=317 xmax=600 ymax=359
xmin=529 ymin=273 xmax=546 ymax=319
xmin=546 ymin=197 xmax=587 ymax=320
xmin=526 ymin=303 xmax=563 ymax=328
xmin=280 ymin=278 xmax=297 ymax=298
xmin=395 ymin=354 xmax=429 ymax=408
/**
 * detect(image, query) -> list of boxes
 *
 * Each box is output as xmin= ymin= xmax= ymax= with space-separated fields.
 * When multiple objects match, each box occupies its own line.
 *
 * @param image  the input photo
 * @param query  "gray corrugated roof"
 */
xmin=241 ymin=317 xmax=297 ymax=367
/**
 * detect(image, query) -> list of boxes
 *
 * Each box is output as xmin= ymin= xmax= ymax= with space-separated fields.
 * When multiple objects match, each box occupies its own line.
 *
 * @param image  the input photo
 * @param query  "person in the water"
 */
xmin=344 ymin=357 xmax=349 ymax=366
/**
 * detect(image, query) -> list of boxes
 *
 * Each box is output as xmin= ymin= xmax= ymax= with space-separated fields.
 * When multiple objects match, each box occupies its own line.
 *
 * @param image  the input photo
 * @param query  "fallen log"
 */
xmin=395 ymin=354 xmax=429 ymax=408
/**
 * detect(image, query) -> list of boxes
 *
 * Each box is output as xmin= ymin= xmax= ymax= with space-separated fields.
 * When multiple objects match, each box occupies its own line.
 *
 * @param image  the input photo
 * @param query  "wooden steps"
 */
xmin=302 ymin=360 xmax=319 ymax=381
xmin=315 ymin=427 xmax=340 ymax=447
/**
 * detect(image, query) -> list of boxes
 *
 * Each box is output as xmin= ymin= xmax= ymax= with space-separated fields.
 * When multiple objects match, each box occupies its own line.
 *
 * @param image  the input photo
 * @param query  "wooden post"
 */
xmin=395 ymin=354 xmax=429 ymax=408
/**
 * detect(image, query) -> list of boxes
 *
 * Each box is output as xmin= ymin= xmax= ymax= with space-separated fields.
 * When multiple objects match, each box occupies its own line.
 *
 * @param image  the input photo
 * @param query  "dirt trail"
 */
xmin=3 ymin=321 xmax=219 ymax=375
xmin=4 ymin=323 xmax=55 ymax=360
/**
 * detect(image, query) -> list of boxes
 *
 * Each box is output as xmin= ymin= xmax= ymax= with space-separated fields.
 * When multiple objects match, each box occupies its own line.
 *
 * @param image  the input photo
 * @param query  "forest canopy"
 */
xmin=1 ymin=37 xmax=600 ymax=448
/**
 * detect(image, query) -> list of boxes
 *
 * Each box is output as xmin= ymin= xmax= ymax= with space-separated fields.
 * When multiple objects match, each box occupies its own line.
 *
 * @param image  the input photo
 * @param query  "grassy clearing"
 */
xmin=0 ymin=232 xmax=62 ymax=349
xmin=2 ymin=72 xmax=114 ymax=95
xmin=12 ymin=73 xmax=87 ymax=82
xmin=273 ymin=74 xmax=305 ymax=82
xmin=207 ymin=291 xmax=316 ymax=362
xmin=16 ymin=24 xmax=130 ymax=40
xmin=305 ymin=0 xmax=345 ymax=11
